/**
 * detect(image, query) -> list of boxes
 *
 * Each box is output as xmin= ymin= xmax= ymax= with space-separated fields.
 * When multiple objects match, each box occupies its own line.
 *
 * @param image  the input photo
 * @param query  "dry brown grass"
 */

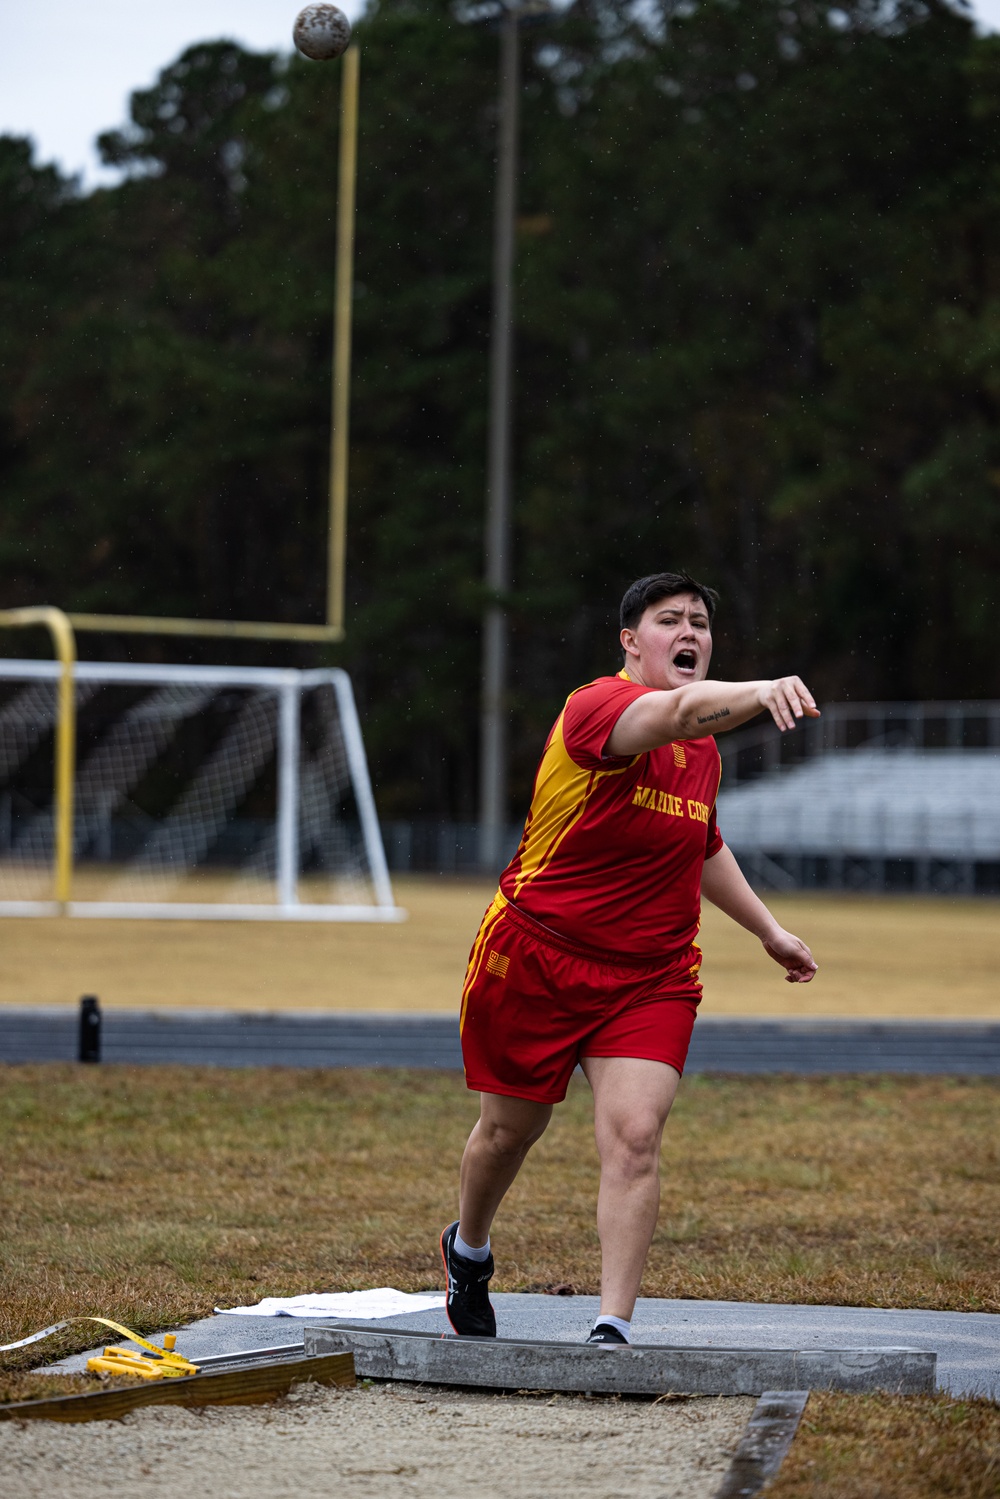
xmin=768 ymin=1390 xmax=1000 ymax=1497
xmin=0 ymin=1370 xmax=140 ymax=1405
xmin=698 ymin=893 xmax=1000 ymax=1019
xmin=0 ymin=876 xmax=493 ymax=1014
xmin=2 ymin=1065 xmax=998 ymax=1398
xmin=0 ymin=881 xmax=997 ymax=1017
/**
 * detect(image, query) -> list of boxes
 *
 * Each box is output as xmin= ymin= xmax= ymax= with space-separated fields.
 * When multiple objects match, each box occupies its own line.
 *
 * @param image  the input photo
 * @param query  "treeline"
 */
xmin=1 ymin=0 xmax=999 ymax=817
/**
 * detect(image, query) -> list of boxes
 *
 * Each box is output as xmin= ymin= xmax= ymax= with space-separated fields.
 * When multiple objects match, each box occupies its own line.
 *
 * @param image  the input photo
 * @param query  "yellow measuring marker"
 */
xmin=1 ymin=1318 xmax=199 ymax=1379
xmin=86 ymin=1328 xmax=198 ymax=1381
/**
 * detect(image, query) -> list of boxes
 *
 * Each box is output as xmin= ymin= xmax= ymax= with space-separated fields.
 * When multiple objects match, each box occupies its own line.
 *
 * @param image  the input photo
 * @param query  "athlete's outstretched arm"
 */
xmin=700 ymin=845 xmax=817 ymax=984
xmin=607 ymin=677 xmax=819 ymax=757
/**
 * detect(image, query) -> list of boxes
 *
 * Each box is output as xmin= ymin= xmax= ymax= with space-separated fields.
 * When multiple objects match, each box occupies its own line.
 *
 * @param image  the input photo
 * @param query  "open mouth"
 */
xmin=672 ymin=650 xmax=697 ymax=673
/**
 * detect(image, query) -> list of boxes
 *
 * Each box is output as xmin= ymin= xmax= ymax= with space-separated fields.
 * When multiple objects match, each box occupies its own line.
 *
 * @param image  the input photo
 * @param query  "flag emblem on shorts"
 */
xmin=486 ymin=950 xmax=510 ymax=979
xmin=672 ymin=742 xmax=687 ymax=769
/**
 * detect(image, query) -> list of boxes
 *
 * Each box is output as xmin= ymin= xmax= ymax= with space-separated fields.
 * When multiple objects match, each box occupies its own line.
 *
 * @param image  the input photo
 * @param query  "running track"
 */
xmin=1 ymin=1009 xmax=999 ymax=1073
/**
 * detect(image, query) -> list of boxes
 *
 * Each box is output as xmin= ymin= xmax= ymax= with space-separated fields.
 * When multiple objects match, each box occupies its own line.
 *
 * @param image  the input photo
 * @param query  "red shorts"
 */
xmin=459 ymin=894 xmax=702 ymax=1104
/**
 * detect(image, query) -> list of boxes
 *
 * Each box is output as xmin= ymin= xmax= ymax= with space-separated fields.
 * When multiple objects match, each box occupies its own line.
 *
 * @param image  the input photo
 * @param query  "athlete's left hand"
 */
xmin=762 ymin=929 xmax=818 ymax=983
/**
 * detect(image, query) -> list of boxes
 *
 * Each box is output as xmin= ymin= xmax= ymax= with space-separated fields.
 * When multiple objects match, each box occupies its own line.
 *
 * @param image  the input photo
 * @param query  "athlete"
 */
xmin=441 ymin=572 xmax=819 ymax=1344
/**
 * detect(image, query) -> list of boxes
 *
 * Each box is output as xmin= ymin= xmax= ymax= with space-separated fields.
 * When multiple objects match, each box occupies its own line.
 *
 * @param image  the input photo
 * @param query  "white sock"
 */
xmin=594 ymin=1315 xmax=631 ymax=1343
xmin=454 ymin=1230 xmax=491 ymax=1262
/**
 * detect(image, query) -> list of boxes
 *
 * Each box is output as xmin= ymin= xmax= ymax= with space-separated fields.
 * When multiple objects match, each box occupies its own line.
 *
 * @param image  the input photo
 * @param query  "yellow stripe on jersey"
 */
xmin=511 ymin=710 xmax=634 ymax=900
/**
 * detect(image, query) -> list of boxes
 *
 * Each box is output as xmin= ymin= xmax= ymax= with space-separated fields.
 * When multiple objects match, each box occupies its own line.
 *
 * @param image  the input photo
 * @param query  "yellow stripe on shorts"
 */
xmin=459 ymin=892 xmax=508 ymax=1035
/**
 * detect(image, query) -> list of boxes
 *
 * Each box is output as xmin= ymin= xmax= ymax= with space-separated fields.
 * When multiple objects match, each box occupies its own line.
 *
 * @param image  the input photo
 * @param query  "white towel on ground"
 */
xmin=215 ymin=1288 xmax=445 ymax=1319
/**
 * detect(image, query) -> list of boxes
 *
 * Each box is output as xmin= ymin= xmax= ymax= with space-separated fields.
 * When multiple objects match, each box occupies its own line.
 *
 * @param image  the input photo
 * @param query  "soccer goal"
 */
xmin=0 ymin=660 xmax=403 ymax=921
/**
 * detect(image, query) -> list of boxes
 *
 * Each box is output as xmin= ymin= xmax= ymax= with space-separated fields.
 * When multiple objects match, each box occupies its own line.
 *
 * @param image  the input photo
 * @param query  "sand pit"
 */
xmin=0 ymin=1381 xmax=753 ymax=1499
xmin=0 ymin=878 xmax=995 ymax=1018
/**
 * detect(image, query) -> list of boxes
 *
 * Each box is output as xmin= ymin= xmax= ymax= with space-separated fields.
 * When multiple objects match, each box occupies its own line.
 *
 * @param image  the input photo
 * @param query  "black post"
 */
xmin=79 ymin=995 xmax=101 ymax=1063
xmin=478 ymin=4 xmax=520 ymax=872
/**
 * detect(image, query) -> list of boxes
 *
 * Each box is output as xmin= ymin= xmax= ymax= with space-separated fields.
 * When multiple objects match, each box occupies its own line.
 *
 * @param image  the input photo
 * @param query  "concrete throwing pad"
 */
xmin=303 ymin=1323 xmax=934 ymax=1396
xmin=45 ymin=1293 xmax=998 ymax=1397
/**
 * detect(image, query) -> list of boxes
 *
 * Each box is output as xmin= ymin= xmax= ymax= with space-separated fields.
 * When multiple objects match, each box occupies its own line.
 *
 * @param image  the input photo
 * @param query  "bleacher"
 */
xmin=378 ymin=704 xmax=1000 ymax=891
xmin=716 ymin=703 xmax=1000 ymax=893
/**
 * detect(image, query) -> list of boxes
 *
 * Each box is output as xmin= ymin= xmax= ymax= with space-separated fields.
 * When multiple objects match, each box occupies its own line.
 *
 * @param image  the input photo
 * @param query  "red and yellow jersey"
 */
xmin=498 ymin=671 xmax=724 ymax=959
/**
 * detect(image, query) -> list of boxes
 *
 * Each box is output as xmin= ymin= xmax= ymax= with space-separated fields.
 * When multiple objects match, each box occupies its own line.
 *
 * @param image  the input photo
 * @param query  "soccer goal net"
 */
xmin=0 ymin=661 xmax=403 ymax=921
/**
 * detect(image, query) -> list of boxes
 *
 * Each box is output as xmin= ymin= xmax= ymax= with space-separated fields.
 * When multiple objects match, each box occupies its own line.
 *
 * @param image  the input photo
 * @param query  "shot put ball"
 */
xmin=293 ymin=3 xmax=351 ymax=61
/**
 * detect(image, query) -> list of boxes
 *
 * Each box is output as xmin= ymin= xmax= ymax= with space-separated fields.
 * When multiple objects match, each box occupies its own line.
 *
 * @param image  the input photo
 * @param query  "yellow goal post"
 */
xmin=0 ymin=48 xmax=367 ymax=915
xmin=0 ymin=608 xmax=76 ymax=907
xmin=66 ymin=43 xmax=360 ymax=652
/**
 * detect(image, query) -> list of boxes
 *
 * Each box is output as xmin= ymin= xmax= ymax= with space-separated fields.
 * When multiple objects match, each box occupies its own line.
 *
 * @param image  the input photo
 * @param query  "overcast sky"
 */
xmin=2 ymin=1 xmax=999 ymax=187
xmin=0 ymin=0 xmax=364 ymax=187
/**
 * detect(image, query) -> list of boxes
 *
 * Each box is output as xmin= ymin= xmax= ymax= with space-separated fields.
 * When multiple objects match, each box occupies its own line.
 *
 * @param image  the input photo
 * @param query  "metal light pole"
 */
xmin=327 ymin=44 xmax=361 ymax=637
xmin=478 ymin=4 xmax=521 ymax=871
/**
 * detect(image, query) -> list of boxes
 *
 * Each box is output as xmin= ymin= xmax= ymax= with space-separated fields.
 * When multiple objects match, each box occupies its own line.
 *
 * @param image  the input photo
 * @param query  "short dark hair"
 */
xmin=619 ymin=572 xmax=719 ymax=634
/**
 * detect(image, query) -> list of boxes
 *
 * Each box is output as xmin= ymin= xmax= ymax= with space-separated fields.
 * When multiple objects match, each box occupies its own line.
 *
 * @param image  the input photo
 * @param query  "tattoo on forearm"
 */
xmin=696 ymin=707 xmax=731 ymax=725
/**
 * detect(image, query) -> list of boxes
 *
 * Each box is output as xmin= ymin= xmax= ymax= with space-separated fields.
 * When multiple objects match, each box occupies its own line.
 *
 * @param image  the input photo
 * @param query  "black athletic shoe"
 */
xmin=586 ymin=1323 xmax=629 ymax=1346
xmin=440 ymin=1221 xmax=496 ymax=1338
